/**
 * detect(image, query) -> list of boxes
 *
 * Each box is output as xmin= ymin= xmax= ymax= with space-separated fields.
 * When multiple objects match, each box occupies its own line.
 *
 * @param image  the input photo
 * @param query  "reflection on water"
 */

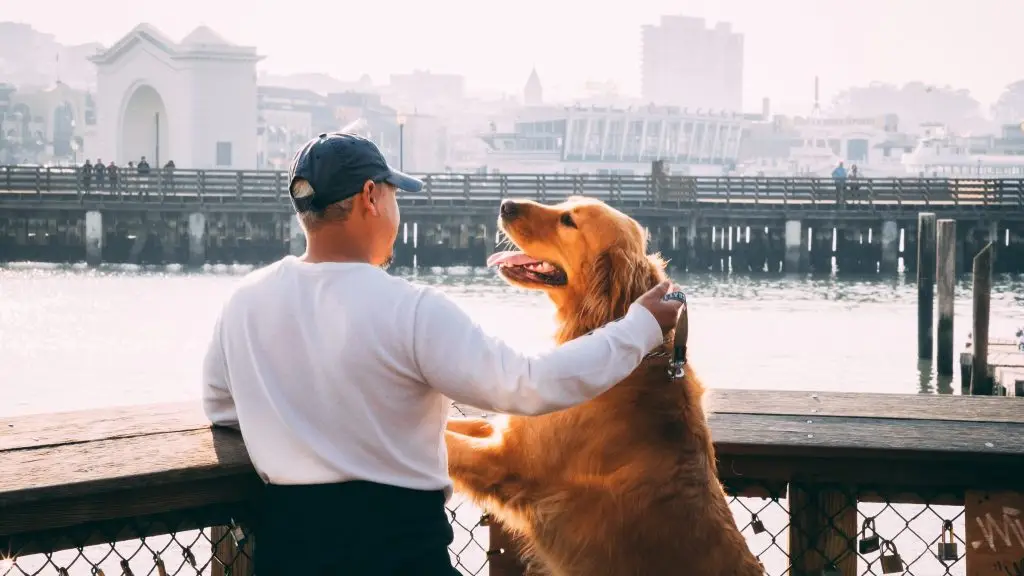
xmin=1 ymin=262 xmax=1023 ymax=416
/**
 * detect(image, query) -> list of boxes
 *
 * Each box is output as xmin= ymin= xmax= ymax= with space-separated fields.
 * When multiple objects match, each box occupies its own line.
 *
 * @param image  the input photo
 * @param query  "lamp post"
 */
xmin=397 ymin=114 xmax=406 ymax=171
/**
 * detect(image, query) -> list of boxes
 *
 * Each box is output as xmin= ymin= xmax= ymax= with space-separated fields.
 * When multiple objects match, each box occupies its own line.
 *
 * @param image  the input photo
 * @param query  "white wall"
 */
xmin=183 ymin=58 xmax=258 ymax=169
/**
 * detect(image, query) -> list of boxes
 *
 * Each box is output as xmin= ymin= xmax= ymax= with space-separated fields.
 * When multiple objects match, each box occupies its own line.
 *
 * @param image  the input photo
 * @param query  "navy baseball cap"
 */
xmin=288 ymin=132 xmax=423 ymax=212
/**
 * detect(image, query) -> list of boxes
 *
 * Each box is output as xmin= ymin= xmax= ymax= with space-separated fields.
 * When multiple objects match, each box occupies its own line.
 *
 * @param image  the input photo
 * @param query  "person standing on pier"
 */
xmin=79 ymin=159 xmax=92 ymax=191
xmin=831 ymin=161 xmax=847 ymax=205
xmin=200 ymin=132 xmax=685 ymax=575
xmin=106 ymin=160 xmax=118 ymax=193
xmin=94 ymin=158 xmax=105 ymax=190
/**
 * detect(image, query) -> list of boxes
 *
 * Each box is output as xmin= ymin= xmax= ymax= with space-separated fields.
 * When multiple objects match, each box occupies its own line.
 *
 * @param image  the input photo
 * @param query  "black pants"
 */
xmin=256 ymin=480 xmax=460 ymax=576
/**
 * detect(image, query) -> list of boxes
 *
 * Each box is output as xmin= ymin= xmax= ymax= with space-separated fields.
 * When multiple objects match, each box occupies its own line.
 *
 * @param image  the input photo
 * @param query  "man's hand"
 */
xmin=635 ymin=279 xmax=685 ymax=334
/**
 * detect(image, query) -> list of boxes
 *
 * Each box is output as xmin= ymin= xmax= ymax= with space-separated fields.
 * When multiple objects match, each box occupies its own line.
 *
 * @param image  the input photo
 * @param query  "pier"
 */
xmin=2 ymin=165 xmax=1024 ymax=273
xmin=2 ymin=390 xmax=1022 ymax=575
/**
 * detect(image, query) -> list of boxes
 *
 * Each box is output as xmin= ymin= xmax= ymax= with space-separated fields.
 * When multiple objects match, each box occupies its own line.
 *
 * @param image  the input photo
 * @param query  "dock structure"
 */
xmin=2 ymin=390 xmax=1022 ymax=575
xmin=961 ymin=337 xmax=1024 ymax=396
xmin=2 ymin=165 xmax=1024 ymax=272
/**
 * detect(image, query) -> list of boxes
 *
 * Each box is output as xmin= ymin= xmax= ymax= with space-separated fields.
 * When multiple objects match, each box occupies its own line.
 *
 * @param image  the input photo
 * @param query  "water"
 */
xmin=3 ymin=263 xmax=1024 ymax=417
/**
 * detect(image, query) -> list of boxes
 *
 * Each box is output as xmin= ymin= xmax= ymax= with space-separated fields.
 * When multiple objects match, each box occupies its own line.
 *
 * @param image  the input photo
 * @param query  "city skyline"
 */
xmin=6 ymin=0 xmax=1024 ymax=115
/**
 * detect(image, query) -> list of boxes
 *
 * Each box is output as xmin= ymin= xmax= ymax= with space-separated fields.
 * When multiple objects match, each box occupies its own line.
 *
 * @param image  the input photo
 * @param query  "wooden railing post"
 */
xmin=210 ymin=524 xmax=254 ymax=576
xmin=787 ymin=484 xmax=857 ymax=576
xmin=486 ymin=521 xmax=528 ymax=576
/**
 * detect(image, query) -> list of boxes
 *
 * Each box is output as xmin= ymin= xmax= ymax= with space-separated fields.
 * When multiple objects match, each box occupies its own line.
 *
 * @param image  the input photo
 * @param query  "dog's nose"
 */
xmin=500 ymin=199 xmax=519 ymax=220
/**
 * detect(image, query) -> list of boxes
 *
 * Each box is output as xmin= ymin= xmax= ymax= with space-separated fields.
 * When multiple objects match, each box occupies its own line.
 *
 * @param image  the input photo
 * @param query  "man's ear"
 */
xmin=357 ymin=179 xmax=378 ymax=215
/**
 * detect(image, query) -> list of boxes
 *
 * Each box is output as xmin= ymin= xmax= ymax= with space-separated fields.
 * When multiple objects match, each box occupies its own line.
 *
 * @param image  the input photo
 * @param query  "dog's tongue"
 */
xmin=486 ymin=251 xmax=540 ymax=268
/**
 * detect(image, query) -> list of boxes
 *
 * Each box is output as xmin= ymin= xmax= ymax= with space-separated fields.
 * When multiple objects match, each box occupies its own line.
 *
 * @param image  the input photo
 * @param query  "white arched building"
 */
xmin=90 ymin=24 xmax=262 ymax=169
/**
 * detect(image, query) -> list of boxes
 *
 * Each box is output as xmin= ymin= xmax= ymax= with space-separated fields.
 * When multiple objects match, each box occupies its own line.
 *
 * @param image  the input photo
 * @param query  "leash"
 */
xmin=644 ymin=290 xmax=688 ymax=379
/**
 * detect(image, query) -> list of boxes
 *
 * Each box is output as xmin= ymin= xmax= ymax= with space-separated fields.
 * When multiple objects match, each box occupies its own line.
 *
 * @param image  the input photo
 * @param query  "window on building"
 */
xmin=216 ymin=142 xmax=232 ymax=167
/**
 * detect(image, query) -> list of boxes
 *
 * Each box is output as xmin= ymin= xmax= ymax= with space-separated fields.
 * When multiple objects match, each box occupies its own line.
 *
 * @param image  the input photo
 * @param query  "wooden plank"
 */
xmin=0 ymin=402 xmax=206 ymax=451
xmin=965 ymin=491 xmax=1024 ymax=576
xmin=1 ymin=390 xmax=1019 ymax=462
xmin=708 ymin=413 xmax=1024 ymax=457
xmin=706 ymin=389 xmax=1024 ymax=424
xmin=0 ymin=428 xmax=254 ymax=504
xmin=4 ymin=410 xmax=1023 ymax=506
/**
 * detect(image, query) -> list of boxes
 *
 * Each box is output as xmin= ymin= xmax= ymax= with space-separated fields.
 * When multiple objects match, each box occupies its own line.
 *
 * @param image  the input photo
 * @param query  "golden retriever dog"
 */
xmin=444 ymin=197 xmax=763 ymax=576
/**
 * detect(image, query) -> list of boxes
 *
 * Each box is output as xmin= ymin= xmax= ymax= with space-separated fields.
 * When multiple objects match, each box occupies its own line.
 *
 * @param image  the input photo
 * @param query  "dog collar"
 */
xmin=645 ymin=291 xmax=688 ymax=380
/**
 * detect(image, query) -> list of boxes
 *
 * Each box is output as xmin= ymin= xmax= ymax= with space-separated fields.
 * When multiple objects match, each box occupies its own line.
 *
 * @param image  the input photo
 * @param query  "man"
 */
xmin=201 ymin=132 xmax=684 ymax=575
xmin=832 ymin=161 xmax=848 ymax=206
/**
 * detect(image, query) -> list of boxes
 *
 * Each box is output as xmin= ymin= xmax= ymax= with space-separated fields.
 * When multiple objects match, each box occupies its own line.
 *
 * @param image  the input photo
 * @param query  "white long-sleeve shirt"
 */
xmin=202 ymin=256 xmax=663 ymax=495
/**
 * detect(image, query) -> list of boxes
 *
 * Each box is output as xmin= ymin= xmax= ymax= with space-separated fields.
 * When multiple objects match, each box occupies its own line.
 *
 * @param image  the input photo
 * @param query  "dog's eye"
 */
xmin=560 ymin=213 xmax=576 ymax=228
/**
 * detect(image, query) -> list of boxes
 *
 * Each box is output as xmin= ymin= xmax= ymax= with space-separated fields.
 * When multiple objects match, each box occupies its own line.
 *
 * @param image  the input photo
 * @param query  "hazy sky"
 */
xmin=9 ymin=0 xmax=1024 ymax=114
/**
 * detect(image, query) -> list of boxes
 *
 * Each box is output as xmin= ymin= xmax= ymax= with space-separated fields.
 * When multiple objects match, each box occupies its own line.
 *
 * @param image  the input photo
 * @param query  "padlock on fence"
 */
xmin=858 ymin=517 xmax=880 ymax=554
xmin=936 ymin=519 xmax=959 ymax=562
xmin=183 ymin=548 xmax=197 ymax=568
xmin=120 ymin=559 xmax=135 ymax=576
xmin=880 ymin=540 xmax=904 ymax=574
xmin=229 ymin=518 xmax=247 ymax=547
xmin=820 ymin=561 xmax=841 ymax=576
xmin=154 ymin=553 xmax=168 ymax=576
xmin=750 ymin=513 xmax=766 ymax=534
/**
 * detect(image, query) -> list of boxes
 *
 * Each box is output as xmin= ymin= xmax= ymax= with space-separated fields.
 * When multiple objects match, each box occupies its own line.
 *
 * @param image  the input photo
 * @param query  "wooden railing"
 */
xmin=2 ymin=390 xmax=1022 ymax=575
xmin=2 ymin=165 xmax=1024 ymax=210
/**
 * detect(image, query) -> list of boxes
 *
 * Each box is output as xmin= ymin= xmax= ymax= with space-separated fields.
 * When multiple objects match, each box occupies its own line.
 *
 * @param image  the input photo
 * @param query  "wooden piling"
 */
xmin=916 ymin=213 xmax=937 ymax=360
xmin=970 ymin=243 xmax=994 ymax=395
xmin=936 ymin=219 xmax=957 ymax=376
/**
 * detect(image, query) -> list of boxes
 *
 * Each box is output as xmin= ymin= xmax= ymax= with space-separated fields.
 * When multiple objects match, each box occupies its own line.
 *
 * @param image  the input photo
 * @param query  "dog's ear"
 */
xmin=579 ymin=246 xmax=662 ymax=330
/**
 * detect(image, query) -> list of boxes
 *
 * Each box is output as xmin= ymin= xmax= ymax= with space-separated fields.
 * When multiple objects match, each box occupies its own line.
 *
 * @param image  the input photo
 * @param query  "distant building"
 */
xmin=255 ymin=87 xmax=448 ymax=172
xmin=524 ymin=68 xmax=543 ymax=107
xmin=90 ymin=24 xmax=262 ymax=169
xmin=0 ymin=82 xmax=96 ymax=164
xmin=641 ymin=16 xmax=744 ymax=113
xmin=386 ymin=70 xmax=465 ymax=115
xmin=480 ymin=104 xmax=744 ymax=175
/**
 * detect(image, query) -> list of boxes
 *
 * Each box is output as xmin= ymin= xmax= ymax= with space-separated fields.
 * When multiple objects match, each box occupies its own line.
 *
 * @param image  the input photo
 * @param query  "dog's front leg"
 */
xmin=446 ymin=417 xmax=495 ymax=438
xmin=445 ymin=430 xmax=535 ymax=512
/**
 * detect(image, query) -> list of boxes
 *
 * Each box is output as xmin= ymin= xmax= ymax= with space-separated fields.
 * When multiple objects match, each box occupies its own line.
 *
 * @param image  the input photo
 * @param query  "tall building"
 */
xmin=640 ymin=16 xmax=744 ymax=113
xmin=524 ymin=68 xmax=543 ymax=107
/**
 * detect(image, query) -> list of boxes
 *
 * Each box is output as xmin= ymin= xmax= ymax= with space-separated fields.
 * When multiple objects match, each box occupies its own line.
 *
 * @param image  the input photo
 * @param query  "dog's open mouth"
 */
xmin=487 ymin=251 xmax=567 ymax=286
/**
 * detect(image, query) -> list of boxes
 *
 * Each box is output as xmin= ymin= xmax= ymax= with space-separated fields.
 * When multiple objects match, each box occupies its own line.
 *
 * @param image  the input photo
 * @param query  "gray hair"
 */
xmin=292 ymin=178 xmax=354 ymax=230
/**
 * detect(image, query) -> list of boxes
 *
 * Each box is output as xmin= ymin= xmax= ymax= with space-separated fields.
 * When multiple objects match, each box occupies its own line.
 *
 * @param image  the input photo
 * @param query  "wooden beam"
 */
xmin=971 ymin=242 xmax=994 ymax=395
xmin=917 ymin=213 xmax=937 ymax=360
xmin=936 ymin=218 xmax=957 ymax=375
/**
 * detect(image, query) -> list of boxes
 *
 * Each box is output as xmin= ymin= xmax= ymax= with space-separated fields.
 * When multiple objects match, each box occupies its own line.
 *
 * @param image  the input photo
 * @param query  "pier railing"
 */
xmin=2 ymin=390 xmax=1022 ymax=576
xmin=2 ymin=165 xmax=1024 ymax=210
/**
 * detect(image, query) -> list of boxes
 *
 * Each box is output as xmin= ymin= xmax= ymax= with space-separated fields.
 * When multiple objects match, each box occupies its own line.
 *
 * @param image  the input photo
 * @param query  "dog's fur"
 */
xmin=444 ymin=197 xmax=763 ymax=575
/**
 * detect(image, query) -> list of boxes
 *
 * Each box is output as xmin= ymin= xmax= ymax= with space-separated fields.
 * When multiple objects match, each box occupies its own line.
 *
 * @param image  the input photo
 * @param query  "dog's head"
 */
xmin=487 ymin=196 xmax=667 ymax=341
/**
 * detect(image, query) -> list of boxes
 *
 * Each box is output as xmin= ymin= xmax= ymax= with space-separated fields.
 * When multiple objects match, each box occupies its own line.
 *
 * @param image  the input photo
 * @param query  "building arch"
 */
xmin=118 ymin=82 xmax=170 ymax=166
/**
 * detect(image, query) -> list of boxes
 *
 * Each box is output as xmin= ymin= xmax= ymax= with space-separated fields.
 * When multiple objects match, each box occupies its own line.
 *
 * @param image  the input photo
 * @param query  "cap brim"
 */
xmin=385 ymin=169 xmax=424 ymax=193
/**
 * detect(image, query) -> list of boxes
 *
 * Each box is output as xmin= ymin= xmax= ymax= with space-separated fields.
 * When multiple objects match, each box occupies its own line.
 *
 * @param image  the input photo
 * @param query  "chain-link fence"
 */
xmin=0 ymin=486 xmax=971 ymax=576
